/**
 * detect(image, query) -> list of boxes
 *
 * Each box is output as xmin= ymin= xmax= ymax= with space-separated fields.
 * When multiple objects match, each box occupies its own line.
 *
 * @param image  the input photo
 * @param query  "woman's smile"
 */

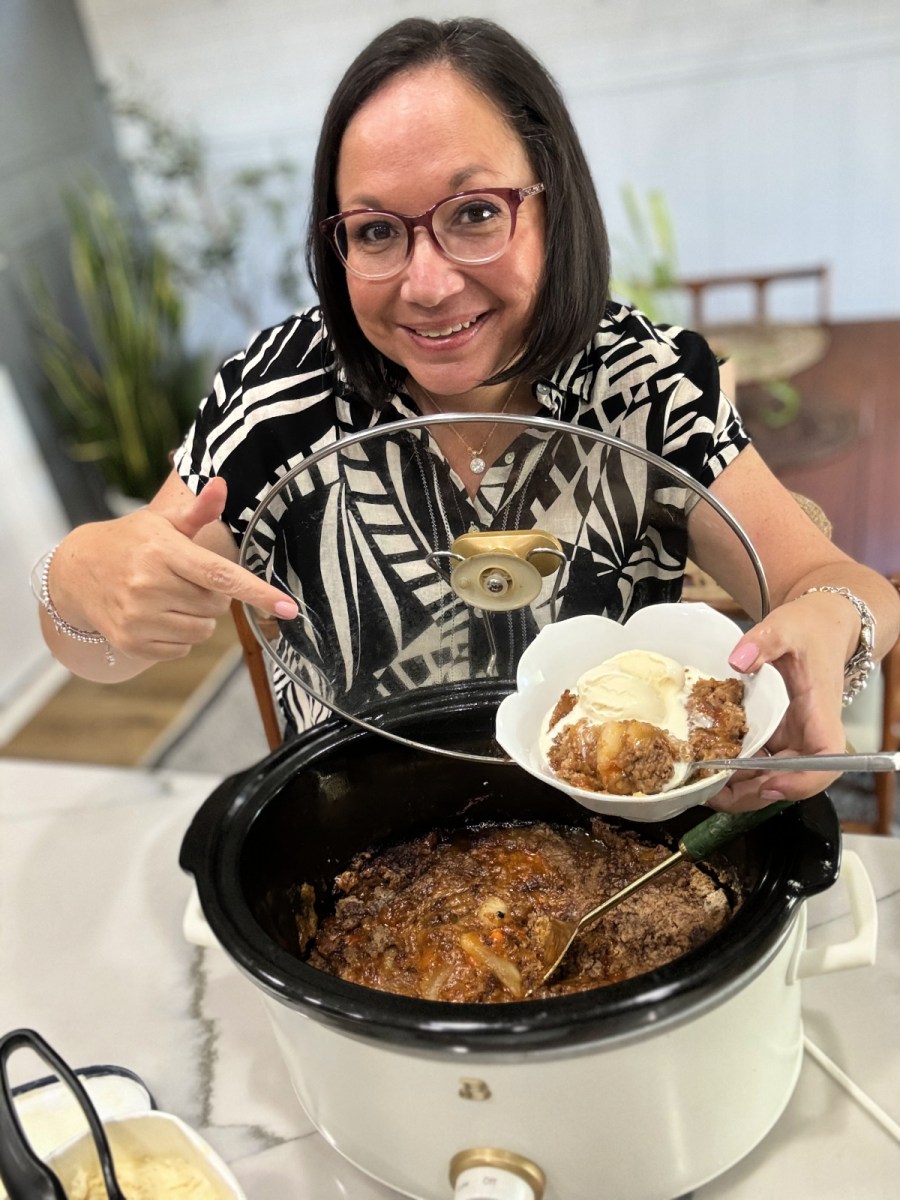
xmin=409 ymin=313 xmax=483 ymax=339
xmin=404 ymin=309 xmax=492 ymax=355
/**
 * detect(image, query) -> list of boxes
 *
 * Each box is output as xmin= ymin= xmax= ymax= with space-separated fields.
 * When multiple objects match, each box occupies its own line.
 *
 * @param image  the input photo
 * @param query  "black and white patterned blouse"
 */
xmin=174 ymin=302 xmax=750 ymax=731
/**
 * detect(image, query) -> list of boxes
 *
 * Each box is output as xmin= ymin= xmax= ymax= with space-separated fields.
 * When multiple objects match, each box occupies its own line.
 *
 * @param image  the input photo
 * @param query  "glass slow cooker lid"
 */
xmin=238 ymin=412 xmax=768 ymax=761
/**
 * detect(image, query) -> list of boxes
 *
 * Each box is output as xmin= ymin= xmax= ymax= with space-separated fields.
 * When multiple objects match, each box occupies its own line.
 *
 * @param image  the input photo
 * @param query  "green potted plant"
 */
xmin=113 ymin=91 xmax=306 ymax=340
xmin=611 ymin=184 xmax=746 ymax=400
xmin=610 ymin=184 xmax=688 ymax=326
xmin=31 ymin=177 xmax=208 ymax=506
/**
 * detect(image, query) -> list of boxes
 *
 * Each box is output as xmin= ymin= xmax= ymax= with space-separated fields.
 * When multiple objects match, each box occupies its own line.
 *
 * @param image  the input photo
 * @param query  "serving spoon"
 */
xmin=532 ymin=752 xmax=898 ymax=989
xmin=534 ymin=799 xmax=796 ymax=992
xmin=687 ymin=750 xmax=900 ymax=775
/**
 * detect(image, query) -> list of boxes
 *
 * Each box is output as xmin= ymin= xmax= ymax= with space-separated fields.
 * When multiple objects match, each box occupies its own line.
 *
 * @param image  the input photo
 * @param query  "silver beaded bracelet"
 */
xmin=802 ymin=585 xmax=875 ymax=706
xmin=32 ymin=546 xmax=116 ymax=667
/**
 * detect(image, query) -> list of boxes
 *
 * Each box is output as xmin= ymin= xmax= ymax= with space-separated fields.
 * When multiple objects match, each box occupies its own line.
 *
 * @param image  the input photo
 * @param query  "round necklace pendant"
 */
xmin=469 ymin=455 xmax=487 ymax=475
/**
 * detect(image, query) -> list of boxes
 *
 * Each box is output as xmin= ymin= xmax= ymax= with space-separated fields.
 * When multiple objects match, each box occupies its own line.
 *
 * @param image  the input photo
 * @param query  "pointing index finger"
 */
xmin=184 ymin=546 xmax=299 ymax=618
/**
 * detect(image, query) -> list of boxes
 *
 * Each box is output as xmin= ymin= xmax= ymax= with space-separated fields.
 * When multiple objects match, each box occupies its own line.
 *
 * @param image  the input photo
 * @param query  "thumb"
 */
xmin=167 ymin=477 xmax=228 ymax=540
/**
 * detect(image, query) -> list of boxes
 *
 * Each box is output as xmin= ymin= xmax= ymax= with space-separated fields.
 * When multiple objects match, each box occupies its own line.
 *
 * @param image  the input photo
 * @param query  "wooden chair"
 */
xmin=677 ymin=265 xmax=831 ymax=331
xmin=863 ymin=574 xmax=900 ymax=835
xmin=877 ymin=622 xmax=900 ymax=832
xmin=231 ymin=599 xmax=283 ymax=751
xmin=675 ymin=265 xmax=831 ymax=387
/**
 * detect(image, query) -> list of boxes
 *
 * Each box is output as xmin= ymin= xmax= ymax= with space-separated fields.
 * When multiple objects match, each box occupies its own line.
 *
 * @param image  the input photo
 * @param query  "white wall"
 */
xmin=76 ymin=0 xmax=900 ymax=355
xmin=0 ymin=361 xmax=69 ymax=735
xmin=0 ymin=0 xmax=139 ymax=727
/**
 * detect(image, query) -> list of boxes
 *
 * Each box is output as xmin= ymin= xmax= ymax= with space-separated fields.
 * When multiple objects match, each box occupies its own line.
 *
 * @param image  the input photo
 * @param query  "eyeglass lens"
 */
xmin=335 ymin=193 xmax=515 ymax=278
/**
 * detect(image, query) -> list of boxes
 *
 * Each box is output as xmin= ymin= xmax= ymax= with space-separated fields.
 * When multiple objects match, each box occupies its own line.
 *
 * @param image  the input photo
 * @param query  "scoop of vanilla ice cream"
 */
xmin=576 ymin=668 xmax=667 ymax=725
xmin=606 ymin=649 xmax=686 ymax=693
xmin=575 ymin=650 xmax=690 ymax=740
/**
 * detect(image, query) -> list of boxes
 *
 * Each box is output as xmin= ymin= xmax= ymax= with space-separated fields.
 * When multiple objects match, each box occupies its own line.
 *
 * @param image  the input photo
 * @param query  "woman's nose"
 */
xmin=398 ymin=227 xmax=466 ymax=306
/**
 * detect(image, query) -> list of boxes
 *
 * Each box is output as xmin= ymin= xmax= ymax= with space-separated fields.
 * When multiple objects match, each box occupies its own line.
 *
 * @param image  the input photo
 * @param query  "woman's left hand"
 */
xmin=710 ymin=593 xmax=851 ymax=812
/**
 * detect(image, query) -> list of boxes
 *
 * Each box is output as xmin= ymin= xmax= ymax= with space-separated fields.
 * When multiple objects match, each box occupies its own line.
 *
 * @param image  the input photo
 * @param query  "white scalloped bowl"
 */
xmin=495 ymin=603 xmax=789 ymax=821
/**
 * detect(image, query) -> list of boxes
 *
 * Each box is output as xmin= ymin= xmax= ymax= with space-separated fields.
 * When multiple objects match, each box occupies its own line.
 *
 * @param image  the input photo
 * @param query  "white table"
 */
xmin=1 ymin=759 xmax=898 ymax=1198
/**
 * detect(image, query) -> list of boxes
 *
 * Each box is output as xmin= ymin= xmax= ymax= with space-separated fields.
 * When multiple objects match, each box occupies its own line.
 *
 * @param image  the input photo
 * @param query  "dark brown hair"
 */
xmin=306 ymin=17 xmax=610 ymax=405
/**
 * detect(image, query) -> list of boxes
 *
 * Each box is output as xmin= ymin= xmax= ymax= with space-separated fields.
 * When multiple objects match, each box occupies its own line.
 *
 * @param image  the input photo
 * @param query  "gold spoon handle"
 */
xmin=538 ymin=800 xmax=796 ymax=988
xmin=538 ymin=849 xmax=685 ymax=986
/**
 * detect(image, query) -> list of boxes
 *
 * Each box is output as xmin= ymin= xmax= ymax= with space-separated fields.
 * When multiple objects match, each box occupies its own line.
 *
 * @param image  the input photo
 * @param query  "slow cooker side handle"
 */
xmin=178 ymin=768 xmax=254 ymax=877
xmin=788 ymin=850 xmax=878 ymax=982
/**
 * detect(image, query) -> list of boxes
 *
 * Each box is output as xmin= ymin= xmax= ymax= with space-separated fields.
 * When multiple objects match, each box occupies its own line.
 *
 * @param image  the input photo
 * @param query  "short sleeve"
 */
xmin=171 ymin=309 xmax=341 ymax=542
xmin=659 ymin=328 xmax=750 ymax=489
xmin=173 ymin=349 xmax=248 ymax=498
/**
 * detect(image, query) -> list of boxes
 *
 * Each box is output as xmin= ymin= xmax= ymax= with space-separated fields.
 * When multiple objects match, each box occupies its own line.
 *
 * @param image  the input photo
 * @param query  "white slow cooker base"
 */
xmin=261 ymin=913 xmax=807 ymax=1200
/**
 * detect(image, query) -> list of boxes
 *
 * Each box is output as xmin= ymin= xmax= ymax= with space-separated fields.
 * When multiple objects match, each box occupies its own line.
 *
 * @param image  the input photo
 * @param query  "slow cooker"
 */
xmin=180 ymin=416 xmax=877 ymax=1199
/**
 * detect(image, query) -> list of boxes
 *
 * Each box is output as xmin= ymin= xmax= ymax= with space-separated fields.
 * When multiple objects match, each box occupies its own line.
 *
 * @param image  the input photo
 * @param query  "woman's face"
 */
xmin=335 ymin=65 xmax=545 ymax=400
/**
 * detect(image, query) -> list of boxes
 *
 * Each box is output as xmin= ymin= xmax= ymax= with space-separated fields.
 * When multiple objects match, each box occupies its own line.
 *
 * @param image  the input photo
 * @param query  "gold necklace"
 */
xmin=417 ymin=381 xmax=518 ymax=476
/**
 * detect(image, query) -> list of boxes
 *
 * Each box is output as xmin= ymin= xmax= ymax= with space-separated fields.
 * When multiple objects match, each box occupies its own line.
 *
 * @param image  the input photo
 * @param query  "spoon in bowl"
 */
xmin=688 ymin=750 xmax=900 ymax=775
xmin=686 ymin=748 xmax=897 ymax=777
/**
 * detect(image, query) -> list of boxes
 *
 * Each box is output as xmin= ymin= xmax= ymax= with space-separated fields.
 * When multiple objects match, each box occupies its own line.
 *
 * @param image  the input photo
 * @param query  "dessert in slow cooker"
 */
xmin=304 ymin=820 xmax=737 ymax=1003
xmin=543 ymin=649 xmax=747 ymax=795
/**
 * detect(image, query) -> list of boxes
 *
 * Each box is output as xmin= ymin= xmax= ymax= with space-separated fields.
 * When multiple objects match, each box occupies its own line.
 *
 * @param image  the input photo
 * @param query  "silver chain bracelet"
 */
xmin=802 ymin=585 xmax=875 ymax=705
xmin=32 ymin=546 xmax=116 ymax=667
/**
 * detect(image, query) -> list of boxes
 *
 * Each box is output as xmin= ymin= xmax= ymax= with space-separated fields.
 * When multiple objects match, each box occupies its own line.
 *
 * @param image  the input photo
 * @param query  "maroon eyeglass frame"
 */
xmin=319 ymin=183 xmax=545 ymax=278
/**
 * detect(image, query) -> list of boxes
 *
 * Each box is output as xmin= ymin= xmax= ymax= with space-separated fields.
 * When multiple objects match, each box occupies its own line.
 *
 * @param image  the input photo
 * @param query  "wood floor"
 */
xmin=0 ymin=619 xmax=241 ymax=767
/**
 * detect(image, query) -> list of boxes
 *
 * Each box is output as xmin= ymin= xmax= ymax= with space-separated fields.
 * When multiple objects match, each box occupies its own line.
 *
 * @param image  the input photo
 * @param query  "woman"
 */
xmin=35 ymin=17 xmax=899 ymax=811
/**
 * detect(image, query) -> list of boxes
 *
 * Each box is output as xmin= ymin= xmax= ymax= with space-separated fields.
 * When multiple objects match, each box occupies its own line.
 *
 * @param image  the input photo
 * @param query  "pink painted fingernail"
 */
xmin=275 ymin=599 xmax=299 ymax=618
xmin=728 ymin=642 xmax=759 ymax=671
xmin=761 ymin=790 xmax=786 ymax=802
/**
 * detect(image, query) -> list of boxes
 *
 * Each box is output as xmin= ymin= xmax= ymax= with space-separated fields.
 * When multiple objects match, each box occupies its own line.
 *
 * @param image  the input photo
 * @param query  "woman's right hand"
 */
xmin=44 ymin=475 xmax=298 ymax=676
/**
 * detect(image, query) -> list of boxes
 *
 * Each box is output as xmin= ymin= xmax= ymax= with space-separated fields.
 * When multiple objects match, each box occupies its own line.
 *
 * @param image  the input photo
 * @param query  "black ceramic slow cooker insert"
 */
xmin=180 ymin=684 xmax=841 ymax=1056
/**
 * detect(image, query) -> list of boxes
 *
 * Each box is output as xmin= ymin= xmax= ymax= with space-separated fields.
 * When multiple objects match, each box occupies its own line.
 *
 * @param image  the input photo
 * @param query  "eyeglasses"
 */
xmin=320 ymin=183 xmax=545 ymax=280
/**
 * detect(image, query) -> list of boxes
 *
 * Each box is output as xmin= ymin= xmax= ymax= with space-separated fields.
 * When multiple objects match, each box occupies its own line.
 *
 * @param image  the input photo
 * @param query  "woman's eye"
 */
xmin=456 ymin=201 xmax=501 ymax=226
xmin=353 ymin=221 xmax=399 ymax=247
